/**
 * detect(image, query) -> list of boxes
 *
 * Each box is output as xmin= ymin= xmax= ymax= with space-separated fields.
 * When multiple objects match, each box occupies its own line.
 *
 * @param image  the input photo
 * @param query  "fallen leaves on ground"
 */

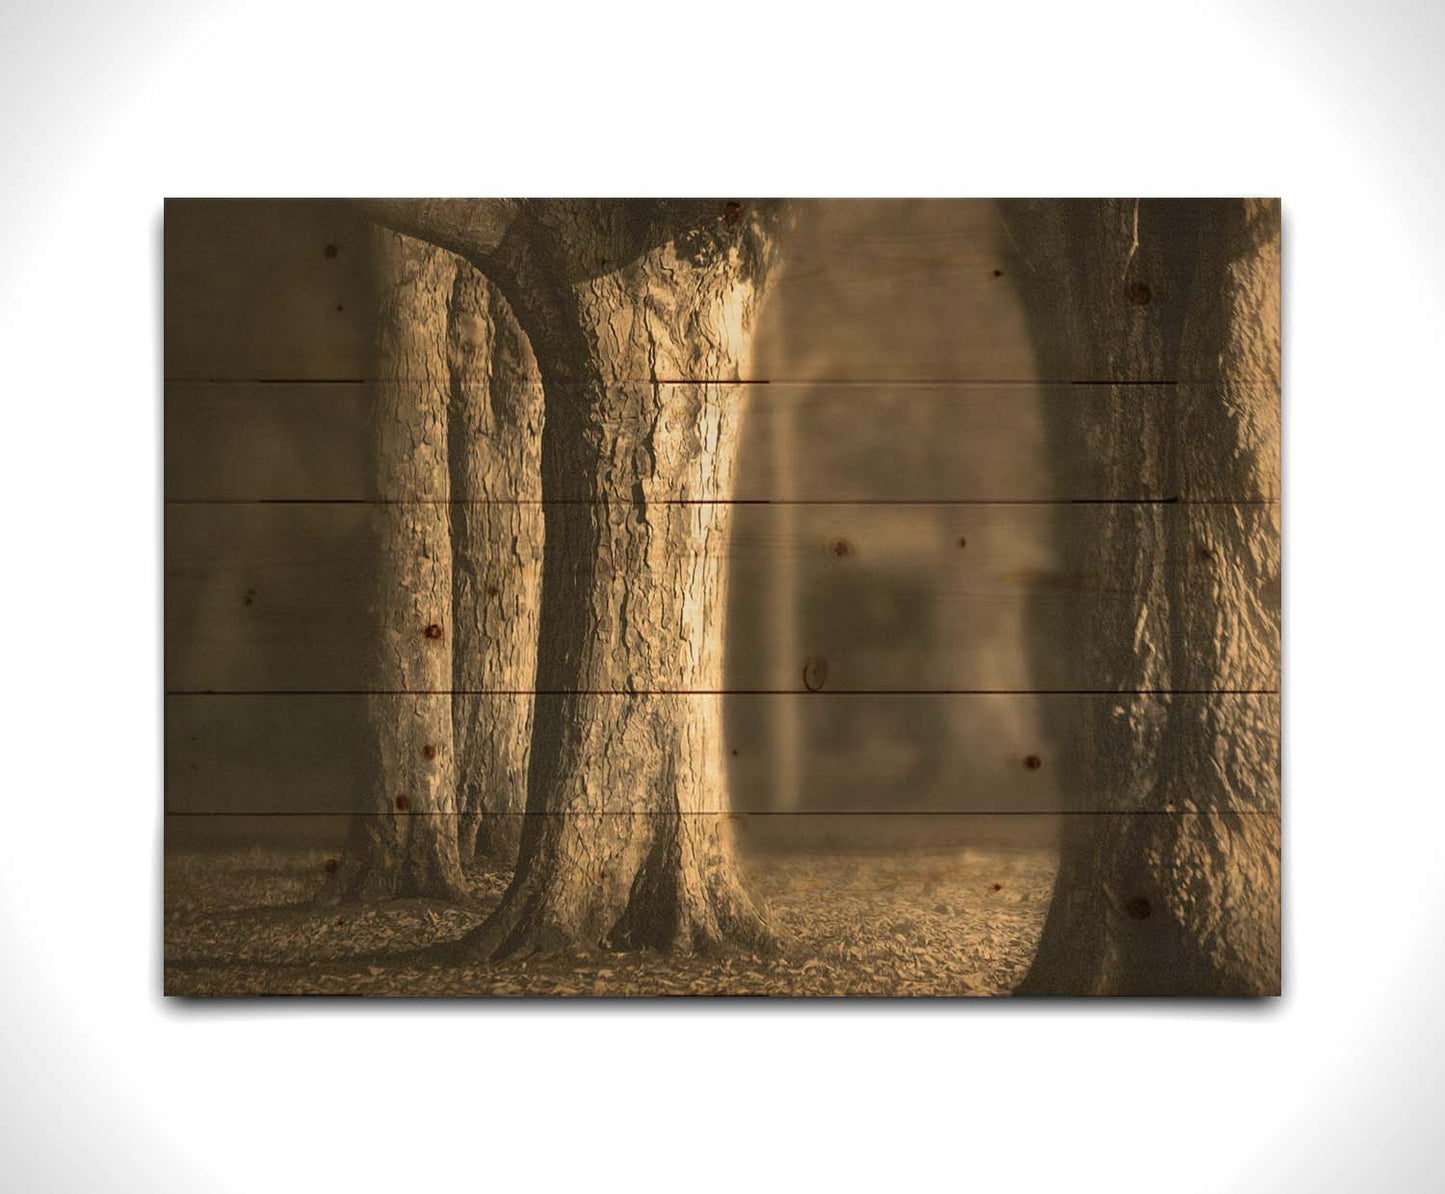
xmin=164 ymin=845 xmax=1056 ymax=997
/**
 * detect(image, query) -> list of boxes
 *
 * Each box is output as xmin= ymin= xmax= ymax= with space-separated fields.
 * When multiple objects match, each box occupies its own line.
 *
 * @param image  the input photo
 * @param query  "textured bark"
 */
xmin=378 ymin=200 xmax=787 ymax=956
xmin=330 ymin=229 xmax=469 ymax=902
xmin=1001 ymin=200 xmax=1281 ymax=994
xmin=446 ymin=265 xmax=544 ymax=865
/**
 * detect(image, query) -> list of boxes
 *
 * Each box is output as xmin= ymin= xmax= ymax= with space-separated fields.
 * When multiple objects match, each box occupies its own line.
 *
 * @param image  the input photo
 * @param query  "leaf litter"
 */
xmin=165 ymin=845 xmax=1057 ymax=997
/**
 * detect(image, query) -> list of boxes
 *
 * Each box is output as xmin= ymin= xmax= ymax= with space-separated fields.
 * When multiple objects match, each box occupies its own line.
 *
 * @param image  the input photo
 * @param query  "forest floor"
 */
xmin=164 ymin=841 xmax=1058 ymax=997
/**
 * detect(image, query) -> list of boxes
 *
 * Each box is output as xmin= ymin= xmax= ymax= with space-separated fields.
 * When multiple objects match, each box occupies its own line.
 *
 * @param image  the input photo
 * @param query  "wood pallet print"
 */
xmin=163 ymin=198 xmax=1281 ymax=997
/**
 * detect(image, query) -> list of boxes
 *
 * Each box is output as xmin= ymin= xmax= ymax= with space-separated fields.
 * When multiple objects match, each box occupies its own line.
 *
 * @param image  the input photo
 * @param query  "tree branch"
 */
xmin=359 ymin=199 xmax=521 ymax=268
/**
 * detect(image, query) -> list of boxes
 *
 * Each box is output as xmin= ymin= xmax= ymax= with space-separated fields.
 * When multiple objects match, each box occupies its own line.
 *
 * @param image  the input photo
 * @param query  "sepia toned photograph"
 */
xmin=18 ymin=0 xmax=1445 ymax=1186
xmin=164 ymin=198 xmax=1281 ymax=997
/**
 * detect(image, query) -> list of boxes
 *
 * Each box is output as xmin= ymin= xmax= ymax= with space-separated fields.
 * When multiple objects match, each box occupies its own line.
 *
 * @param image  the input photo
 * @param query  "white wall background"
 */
xmin=1 ymin=0 xmax=1441 ymax=1189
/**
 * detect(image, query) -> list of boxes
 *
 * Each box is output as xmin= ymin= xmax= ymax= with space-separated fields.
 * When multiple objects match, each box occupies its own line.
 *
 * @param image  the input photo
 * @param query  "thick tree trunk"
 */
xmin=393 ymin=200 xmax=787 ymax=956
xmin=1002 ymin=200 xmax=1281 ymax=994
xmin=446 ymin=264 xmax=545 ymax=865
xmin=330 ymin=229 xmax=469 ymax=902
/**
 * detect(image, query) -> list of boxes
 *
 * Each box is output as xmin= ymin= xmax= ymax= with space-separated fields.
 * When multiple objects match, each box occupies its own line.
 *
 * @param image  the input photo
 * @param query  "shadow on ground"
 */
xmin=165 ymin=842 xmax=1056 ymax=997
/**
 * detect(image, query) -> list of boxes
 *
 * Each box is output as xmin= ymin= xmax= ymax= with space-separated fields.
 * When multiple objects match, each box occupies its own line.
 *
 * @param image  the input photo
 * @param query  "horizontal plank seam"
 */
xmin=166 ymin=687 xmax=1280 ymax=697
xmin=165 ymin=377 xmax=1278 ymax=387
xmin=164 ymin=497 xmax=1281 ymax=507
xmin=162 ymin=810 xmax=1279 ymax=817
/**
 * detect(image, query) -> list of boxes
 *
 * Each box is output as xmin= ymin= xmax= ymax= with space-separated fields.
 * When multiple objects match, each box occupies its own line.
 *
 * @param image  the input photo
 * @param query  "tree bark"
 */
xmin=377 ymin=200 xmax=787 ymax=955
xmin=1001 ymin=199 xmax=1281 ymax=994
xmin=330 ymin=229 xmax=469 ymax=902
xmin=446 ymin=264 xmax=544 ymax=865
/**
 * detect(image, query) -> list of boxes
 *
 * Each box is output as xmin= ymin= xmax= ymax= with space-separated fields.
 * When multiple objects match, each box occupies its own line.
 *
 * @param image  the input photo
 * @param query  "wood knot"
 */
xmin=957 ymin=537 xmax=967 ymax=549
xmin=323 ymin=857 xmax=339 ymax=873
xmin=829 ymin=538 xmax=853 ymax=559
xmin=487 ymin=585 xmax=500 ymax=597
xmin=991 ymin=269 xmax=1004 ymax=278
xmin=421 ymin=744 xmax=437 ymax=760
xmin=1127 ymin=281 xmax=1152 ymax=306
xmin=1023 ymin=754 xmax=1043 ymax=771
xmin=323 ymin=243 xmax=339 ymax=259
xmin=991 ymin=882 xmax=1003 ymax=892
xmin=802 ymin=656 xmax=829 ymax=692
xmin=241 ymin=588 xmax=256 ymax=607
xmin=395 ymin=794 xmax=410 ymax=811
xmin=1196 ymin=544 xmax=1215 ymax=562
xmin=423 ymin=623 xmax=443 ymax=639
xmin=1124 ymin=895 xmax=1152 ymax=920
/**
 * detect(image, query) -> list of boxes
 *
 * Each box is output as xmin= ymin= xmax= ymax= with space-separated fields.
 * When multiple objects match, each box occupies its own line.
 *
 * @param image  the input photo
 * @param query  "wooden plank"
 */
xmin=165 ymin=692 xmax=1278 ymax=816
xmin=164 ymin=809 xmax=1280 ymax=996
xmin=165 ymin=381 xmax=1279 ymax=504
xmin=165 ymin=200 xmax=375 ymax=382
xmin=162 ymin=811 xmax=1063 ymax=855
xmin=165 ymin=382 xmax=374 ymax=502
xmin=164 ymin=501 xmax=1279 ymax=693
xmin=165 ymin=199 xmax=1273 ymax=383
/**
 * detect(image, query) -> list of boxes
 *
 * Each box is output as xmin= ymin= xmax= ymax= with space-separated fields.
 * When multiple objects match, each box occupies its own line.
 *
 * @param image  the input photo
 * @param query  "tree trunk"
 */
xmin=1001 ymin=199 xmax=1281 ymax=995
xmin=446 ymin=264 xmax=545 ymax=866
xmin=393 ymin=200 xmax=787 ymax=956
xmin=330 ymin=229 xmax=469 ymax=902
